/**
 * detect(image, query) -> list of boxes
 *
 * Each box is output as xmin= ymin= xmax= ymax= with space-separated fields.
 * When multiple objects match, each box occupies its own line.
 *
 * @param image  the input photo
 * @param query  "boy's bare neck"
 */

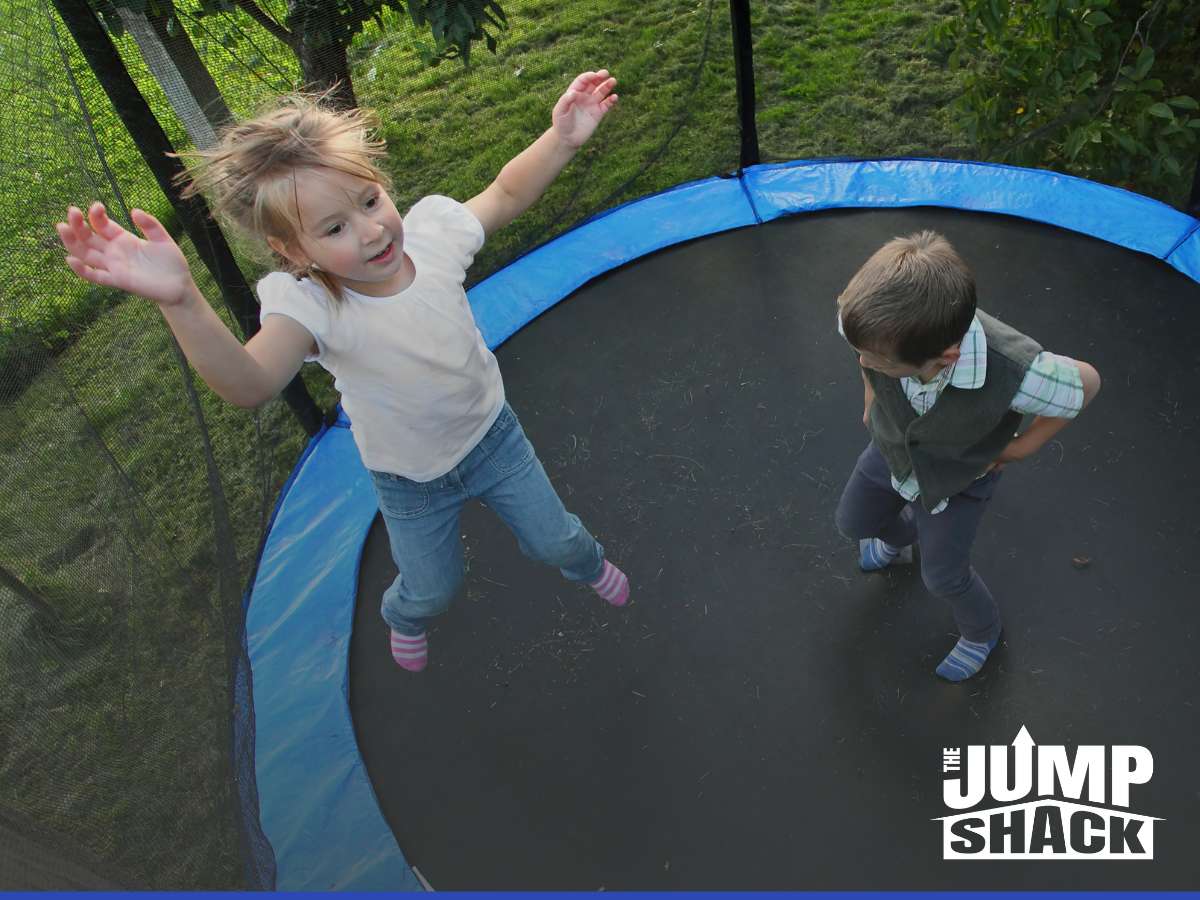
xmin=916 ymin=361 xmax=950 ymax=384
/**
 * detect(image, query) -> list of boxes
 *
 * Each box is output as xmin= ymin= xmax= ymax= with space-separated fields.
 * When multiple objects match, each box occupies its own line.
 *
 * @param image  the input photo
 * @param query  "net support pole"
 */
xmin=1189 ymin=153 xmax=1200 ymax=218
xmin=50 ymin=0 xmax=323 ymax=436
xmin=728 ymin=0 xmax=760 ymax=169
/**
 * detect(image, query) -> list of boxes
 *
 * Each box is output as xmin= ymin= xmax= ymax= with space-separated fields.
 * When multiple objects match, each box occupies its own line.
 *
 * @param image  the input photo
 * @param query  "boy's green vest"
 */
xmin=865 ymin=310 xmax=1042 ymax=511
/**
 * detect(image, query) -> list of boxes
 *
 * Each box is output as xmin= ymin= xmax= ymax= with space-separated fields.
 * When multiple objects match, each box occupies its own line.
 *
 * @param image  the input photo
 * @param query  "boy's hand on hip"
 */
xmin=58 ymin=202 xmax=194 ymax=307
xmin=552 ymin=70 xmax=618 ymax=148
xmin=991 ymin=433 xmax=1032 ymax=470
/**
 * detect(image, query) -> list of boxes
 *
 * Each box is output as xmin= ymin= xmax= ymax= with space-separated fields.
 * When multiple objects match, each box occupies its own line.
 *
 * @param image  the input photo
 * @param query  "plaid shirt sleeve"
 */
xmin=1010 ymin=352 xmax=1084 ymax=418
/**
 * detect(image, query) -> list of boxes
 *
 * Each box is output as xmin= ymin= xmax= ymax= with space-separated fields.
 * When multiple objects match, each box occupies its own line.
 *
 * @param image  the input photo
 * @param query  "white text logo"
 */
xmin=935 ymin=726 xmax=1160 ymax=860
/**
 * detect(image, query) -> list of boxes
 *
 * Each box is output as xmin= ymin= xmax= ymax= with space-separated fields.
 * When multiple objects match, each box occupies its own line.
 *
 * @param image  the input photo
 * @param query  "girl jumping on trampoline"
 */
xmin=57 ymin=70 xmax=628 ymax=673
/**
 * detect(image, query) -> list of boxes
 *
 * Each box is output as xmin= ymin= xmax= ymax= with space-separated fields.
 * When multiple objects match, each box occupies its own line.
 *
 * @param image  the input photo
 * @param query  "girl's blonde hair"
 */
xmin=176 ymin=92 xmax=392 ymax=301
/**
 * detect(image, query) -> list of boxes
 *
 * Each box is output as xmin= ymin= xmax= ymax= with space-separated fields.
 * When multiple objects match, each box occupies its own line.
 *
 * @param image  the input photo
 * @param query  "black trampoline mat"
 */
xmin=349 ymin=207 xmax=1200 ymax=890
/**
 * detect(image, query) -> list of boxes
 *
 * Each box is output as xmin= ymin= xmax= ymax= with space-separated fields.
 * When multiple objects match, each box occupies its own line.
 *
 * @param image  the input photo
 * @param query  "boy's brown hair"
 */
xmin=837 ymin=230 xmax=976 ymax=365
xmin=175 ymin=92 xmax=391 ymax=302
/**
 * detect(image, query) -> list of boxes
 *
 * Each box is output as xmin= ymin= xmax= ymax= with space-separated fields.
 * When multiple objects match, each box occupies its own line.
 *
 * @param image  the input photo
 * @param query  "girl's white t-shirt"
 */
xmin=257 ymin=195 xmax=504 ymax=482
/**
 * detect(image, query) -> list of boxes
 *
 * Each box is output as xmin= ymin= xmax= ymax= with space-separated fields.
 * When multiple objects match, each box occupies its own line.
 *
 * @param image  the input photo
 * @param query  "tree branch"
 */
xmin=233 ymin=0 xmax=294 ymax=47
xmin=180 ymin=6 xmax=294 ymax=85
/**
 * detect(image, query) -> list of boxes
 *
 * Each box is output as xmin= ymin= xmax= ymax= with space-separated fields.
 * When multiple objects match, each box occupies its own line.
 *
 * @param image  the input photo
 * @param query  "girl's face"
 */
xmin=281 ymin=167 xmax=412 ymax=296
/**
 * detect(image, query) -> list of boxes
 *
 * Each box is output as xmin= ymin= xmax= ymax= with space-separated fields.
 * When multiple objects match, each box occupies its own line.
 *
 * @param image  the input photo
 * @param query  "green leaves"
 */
xmin=1064 ymin=126 xmax=1090 ymax=160
xmin=1110 ymin=129 xmax=1136 ymax=153
xmin=928 ymin=0 xmax=1197 ymax=203
xmin=1131 ymin=45 xmax=1154 ymax=81
xmin=407 ymin=1 xmax=507 ymax=66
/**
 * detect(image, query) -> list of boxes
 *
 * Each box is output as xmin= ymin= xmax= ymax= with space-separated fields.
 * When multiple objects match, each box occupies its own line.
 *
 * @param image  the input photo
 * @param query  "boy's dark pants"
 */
xmin=835 ymin=442 xmax=1002 ymax=644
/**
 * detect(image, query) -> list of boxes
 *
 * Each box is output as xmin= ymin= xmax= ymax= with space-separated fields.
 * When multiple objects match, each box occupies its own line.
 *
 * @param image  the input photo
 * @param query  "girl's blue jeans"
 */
xmin=368 ymin=403 xmax=605 ymax=636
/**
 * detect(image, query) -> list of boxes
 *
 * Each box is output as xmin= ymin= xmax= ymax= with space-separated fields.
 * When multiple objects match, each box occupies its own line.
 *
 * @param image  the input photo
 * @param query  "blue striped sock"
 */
xmin=935 ymin=635 xmax=999 ymax=682
xmin=859 ymin=537 xmax=913 ymax=572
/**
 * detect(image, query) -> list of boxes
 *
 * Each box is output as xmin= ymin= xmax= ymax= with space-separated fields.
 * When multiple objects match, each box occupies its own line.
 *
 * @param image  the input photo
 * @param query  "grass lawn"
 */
xmin=752 ymin=1 xmax=965 ymax=160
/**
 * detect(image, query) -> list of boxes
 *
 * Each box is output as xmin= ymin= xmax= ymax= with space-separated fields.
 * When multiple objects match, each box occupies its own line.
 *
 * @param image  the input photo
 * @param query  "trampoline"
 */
xmin=246 ymin=160 xmax=1200 ymax=890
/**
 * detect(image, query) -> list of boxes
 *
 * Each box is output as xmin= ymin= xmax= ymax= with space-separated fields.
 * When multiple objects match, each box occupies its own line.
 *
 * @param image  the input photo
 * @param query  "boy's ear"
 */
xmin=940 ymin=343 xmax=963 ymax=365
xmin=267 ymin=235 xmax=307 ymax=268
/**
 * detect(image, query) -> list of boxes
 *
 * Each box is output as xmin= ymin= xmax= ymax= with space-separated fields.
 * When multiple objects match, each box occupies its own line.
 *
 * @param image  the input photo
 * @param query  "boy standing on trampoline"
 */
xmin=834 ymin=231 xmax=1101 ymax=681
xmin=57 ymin=71 xmax=628 ymax=673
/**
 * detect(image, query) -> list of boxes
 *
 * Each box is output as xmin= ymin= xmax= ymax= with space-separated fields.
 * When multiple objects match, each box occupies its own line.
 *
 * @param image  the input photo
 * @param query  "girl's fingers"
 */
xmin=82 ymin=246 xmax=112 ymax=269
xmin=55 ymin=221 xmax=75 ymax=250
xmin=69 ymin=204 xmax=102 ymax=237
xmin=577 ymin=71 xmax=610 ymax=95
xmin=87 ymin=202 xmax=124 ymax=241
xmin=60 ymin=220 xmax=102 ymax=255
xmin=57 ymin=221 xmax=94 ymax=256
xmin=60 ymin=205 xmax=126 ymax=262
xmin=131 ymin=208 xmax=167 ymax=242
xmin=65 ymin=256 xmax=109 ymax=286
xmin=568 ymin=71 xmax=597 ymax=93
xmin=553 ymin=90 xmax=578 ymax=118
xmin=57 ymin=215 xmax=83 ymax=246
xmin=560 ymin=71 xmax=614 ymax=117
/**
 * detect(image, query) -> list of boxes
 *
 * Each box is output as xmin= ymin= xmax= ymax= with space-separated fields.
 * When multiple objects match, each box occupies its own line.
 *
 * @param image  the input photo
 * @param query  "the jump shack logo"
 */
xmin=935 ymin=727 xmax=1161 ymax=860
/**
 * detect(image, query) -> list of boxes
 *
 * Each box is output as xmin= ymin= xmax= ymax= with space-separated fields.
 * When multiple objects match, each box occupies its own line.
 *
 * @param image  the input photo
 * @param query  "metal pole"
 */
xmin=1188 ymin=153 xmax=1200 ymax=218
xmin=728 ymin=0 xmax=760 ymax=169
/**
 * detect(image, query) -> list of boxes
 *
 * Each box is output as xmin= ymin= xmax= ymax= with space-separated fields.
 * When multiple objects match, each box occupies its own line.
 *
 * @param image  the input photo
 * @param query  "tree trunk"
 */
xmin=115 ymin=6 xmax=229 ymax=148
xmin=286 ymin=0 xmax=357 ymax=108
xmin=146 ymin=4 xmax=233 ymax=130
xmin=296 ymin=38 xmax=356 ymax=108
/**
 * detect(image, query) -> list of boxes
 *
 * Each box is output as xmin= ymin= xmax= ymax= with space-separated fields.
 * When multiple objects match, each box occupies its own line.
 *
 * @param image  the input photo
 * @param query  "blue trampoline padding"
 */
xmin=468 ymin=175 xmax=757 ymax=347
xmin=1169 ymin=225 xmax=1200 ymax=282
xmin=246 ymin=158 xmax=1200 ymax=892
xmin=744 ymin=159 xmax=1200 ymax=282
xmin=246 ymin=418 xmax=419 ymax=891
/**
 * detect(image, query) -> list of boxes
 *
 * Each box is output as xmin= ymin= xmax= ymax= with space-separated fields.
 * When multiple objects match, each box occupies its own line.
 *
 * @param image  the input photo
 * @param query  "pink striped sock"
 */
xmin=589 ymin=559 xmax=629 ymax=607
xmin=390 ymin=630 xmax=428 ymax=672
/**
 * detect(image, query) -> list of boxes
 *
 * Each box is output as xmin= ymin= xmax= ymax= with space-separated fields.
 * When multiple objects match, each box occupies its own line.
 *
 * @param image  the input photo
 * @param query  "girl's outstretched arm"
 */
xmin=58 ymin=202 xmax=314 ymax=408
xmin=466 ymin=69 xmax=618 ymax=237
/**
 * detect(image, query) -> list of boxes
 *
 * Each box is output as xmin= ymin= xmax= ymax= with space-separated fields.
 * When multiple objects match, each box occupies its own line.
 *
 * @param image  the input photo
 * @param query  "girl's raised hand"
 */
xmin=552 ymin=70 xmax=618 ymax=149
xmin=57 ymin=203 xmax=194 ymax=307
